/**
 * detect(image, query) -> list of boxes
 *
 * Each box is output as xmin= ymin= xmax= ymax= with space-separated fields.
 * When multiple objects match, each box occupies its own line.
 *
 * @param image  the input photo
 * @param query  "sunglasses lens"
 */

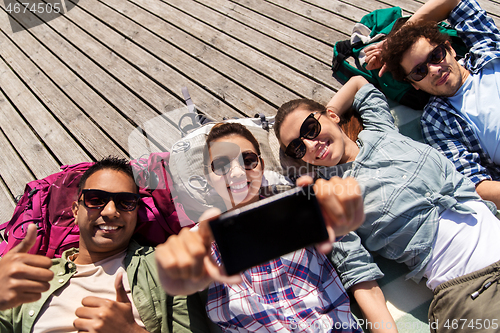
xmin=211 ymin=156 xmax=232 ymax=176
xmin=83 ymin=190 xmax=139 ymax=211
xmin=410 ymin=65 xmax=428 ymax=81
xmin=115 ymin=193 xmax=140 ymax=211
xmin=84 ymin=190 xmax=108 ymax=209
xmin=429 ymin=45 xmax=446 ymax=64
xmin=284 ymin=113 xmax=320 ymax=159
xmin=408 ymin=45 xmax=447 ymax=82
xmin=285 ymin=139 xmax=306 ymax=159
xmin=242 ymin=152 xmax=259 ymax=170
xmin=211 ymin=153 xmax=260 ymax=175
xmin=301 ymin=116 xmax=321 ymax=139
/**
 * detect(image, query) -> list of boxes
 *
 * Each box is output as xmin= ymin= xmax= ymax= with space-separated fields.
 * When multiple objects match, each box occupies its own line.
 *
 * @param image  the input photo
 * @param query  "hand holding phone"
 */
xmin=209 ymin=185 xmax=329 ymax=275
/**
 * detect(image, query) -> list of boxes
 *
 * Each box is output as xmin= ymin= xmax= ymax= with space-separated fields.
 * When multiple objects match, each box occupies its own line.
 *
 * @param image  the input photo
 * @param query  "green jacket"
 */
xmin=0 ymin=240 xmax=210 ymax=333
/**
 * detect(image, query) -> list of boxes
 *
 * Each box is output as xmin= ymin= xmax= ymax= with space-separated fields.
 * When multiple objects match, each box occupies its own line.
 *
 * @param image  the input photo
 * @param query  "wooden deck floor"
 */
xmin=0 ymin=0 xmax=499 ymax=220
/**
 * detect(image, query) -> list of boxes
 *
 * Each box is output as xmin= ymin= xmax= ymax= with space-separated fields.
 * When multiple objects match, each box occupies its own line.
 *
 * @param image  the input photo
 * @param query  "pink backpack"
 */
xmin=0 ymin=153 xmax=194 ymax=258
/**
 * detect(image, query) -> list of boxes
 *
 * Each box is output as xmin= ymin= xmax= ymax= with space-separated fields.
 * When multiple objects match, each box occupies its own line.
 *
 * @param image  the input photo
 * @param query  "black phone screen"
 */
xmin=209 ymin=185 xmax=329 ymax=275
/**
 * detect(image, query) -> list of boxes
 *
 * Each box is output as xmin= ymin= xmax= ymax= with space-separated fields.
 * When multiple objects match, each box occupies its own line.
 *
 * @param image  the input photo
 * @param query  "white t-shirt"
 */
xmin=424 ymin=200 xmax=500 ymax=290
xmin=33 ymin=251 xmax=144 ymax=333
xmin=448 ymin=58 xmax=500 ymax=164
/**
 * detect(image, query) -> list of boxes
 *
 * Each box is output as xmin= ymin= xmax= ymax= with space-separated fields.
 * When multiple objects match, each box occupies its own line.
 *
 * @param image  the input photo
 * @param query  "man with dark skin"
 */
xmin=0 ymin=157 xmax=209 ymax=333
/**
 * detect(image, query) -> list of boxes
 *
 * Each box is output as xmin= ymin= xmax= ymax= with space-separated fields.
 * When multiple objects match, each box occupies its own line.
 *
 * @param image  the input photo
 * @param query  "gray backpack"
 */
xmin=168 ymin=92 xmax=291 ymax=222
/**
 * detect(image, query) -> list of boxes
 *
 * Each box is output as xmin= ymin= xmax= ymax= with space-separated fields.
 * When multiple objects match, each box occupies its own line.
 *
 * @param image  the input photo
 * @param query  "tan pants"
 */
xmin=428 ymin=260 xmax=500 ymax=333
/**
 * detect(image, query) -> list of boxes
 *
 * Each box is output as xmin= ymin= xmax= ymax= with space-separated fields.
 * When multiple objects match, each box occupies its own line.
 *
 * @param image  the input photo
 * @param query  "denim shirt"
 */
xmin=326 ymin=84 xmax=494 ymax=289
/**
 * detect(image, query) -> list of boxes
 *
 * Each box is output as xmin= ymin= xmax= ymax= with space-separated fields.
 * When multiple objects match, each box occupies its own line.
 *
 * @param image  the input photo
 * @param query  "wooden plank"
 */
xmin=41 ymin=0 xmax=251 ymax=123
xmin=333 ymin=0 xmax=388 ymax=14
xmin=118 ymin=0 xmax=336 ymax=105
xmin=0 ymin=177 xmax=16 ymax=223
xmin=0 ymin=57 xmax=90 ymax=166
xmin=299 ymin=0 xmax=370 ymax=23
xmin=264 ymin=0 xmax=358 ymax=34
xmin=0 ymin=90 xmax=60 ymax=179
xmin=226 ymin=0 xmax=345 ymax=46
xmin=374 ymin=0 xmax=422 ymax=15
xmin=0 ymin=31 xmax=126 ymax=160
xmin=0 ymin=127 xmax=34 ymax=196
xmin=0 ymin=17 xmax=162 ymax=158
xmin=187 ymin=0 xmax=341 ymax=89
xmin=66 ymin=0 xmax=288 ymax=117
xmin=3 ymin=6 xmax=178 ymax=153
xmin=202 ymin=0 xmax=334 ymax=63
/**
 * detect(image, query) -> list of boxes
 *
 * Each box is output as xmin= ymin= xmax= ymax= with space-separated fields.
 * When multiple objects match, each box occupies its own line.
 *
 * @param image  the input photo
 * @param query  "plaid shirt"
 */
xmin=421 ymin=0 xmax=500 ymax=185
xmin=206 ymin=246 xmax=361 ymax=333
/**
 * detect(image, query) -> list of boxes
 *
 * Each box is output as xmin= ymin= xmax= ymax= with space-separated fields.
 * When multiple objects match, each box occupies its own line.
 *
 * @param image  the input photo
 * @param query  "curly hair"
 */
xmin=381 ymin=21 xmax=451 ymax=81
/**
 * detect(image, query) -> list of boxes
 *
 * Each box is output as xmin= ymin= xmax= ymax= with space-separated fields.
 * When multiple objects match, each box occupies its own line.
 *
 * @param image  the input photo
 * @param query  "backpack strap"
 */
xmin=178 ymin=87 xmax=214 ymax=136
xmin=0 ymin=221 xmax=10 ymax=254
xmin=45 ymin=225 xmax=79 ymax=258
xmin=181 ymin=86 xmax=196 ymax=114
xmin=255 ymin=113 xmax=269 ymax=131
xmin=332 ymin=40 xmax=353 ymax=73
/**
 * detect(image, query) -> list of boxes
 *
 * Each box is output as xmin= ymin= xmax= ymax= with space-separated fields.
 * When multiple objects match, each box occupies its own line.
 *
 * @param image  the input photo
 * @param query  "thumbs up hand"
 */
xmin=74 ymin=272 xmax=148 ymax=333
xmin=0 ymin=223 xmax=54 ymax=310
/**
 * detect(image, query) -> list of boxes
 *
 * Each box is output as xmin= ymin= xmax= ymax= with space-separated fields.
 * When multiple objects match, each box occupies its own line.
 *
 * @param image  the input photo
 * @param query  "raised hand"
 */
xmin=73 ymin=272 xmax=147 ymax=333
xmin=296 ymin=176 xmax=365 ymax=254
xmin=156 ymin=208 xmax=242 ymax=296
xmin=364 ymin=41 xmax=389 ymax=76
xmin=0 ymin=223 xmax=54 ymax=310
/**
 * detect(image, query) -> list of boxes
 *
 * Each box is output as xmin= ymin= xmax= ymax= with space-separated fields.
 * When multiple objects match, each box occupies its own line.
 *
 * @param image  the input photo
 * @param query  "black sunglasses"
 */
xmin=406 ymin=44 xmax=447 ymax=82
xmin=211 ymin=151 xmax=260 ymax=176
xmin=80 ymin=189 xmax=140 ymax=211
xmin=285 ymin=112 xmax=322 ymax=159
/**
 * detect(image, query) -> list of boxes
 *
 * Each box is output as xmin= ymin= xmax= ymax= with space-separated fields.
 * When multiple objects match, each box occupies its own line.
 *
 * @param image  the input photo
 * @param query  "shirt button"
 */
xmin=57 ymin=272 xmax=64 ymax=276
xmin=58 ymin=279 xmax=65 ymax=284
xmin=266 ymin=266 xmax=272 ymax=274
xmin=425 ymin=192 xmax=431 ymax=197
xmin=29 ymin=310 xmax=35 ymax=317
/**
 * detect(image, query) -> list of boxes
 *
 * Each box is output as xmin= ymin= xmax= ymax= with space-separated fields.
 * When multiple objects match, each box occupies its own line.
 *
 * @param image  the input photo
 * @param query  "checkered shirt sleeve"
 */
xmin=421 ymin=98 xmax=500 ymax=185
xmin=448 ymin=0 xmax=500 ymax=72
xmin=207 ymin=246 xmax=362 ymax=332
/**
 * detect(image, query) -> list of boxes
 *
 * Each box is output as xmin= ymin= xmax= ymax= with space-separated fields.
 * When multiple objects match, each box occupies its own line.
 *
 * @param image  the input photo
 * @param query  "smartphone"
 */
xmin=209 ymin=185 xmax=329 ymax=275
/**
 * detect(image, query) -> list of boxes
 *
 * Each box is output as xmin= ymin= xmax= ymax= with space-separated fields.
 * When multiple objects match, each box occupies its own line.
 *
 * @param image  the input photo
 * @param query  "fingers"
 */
xmin=10 ymin=278 xmax=51 ymax=294
xmin=379 ymin=64 xmax=389 ymax=77
xmin=314 ymin=177 xmax=364 ymax=243
xmin=115 ymin=272 xmax=130 ymax=304
xmin=314 ymin=230 xmax=336 ymax=254
xmin=9 ymin=223 xmax=38 ymax=254
xmin=80 ymin=296 xmax=111 ymax=308
xmin=156 ymin=228 xmax=208 ymax=281
xmin=363 ymin=43 xmax=380 ymax=53
xmin=203 ymin=256 xmax=242 ymax=285
xmin=198 ymin=207 xmax=220 ymax=248
xmin=7 ymin=292 xmax=45 ymax=307
xmin=12 ymin=254 xmax=54 ymax=271
xmin=295 ymin=175 xmax=314 ymax=187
